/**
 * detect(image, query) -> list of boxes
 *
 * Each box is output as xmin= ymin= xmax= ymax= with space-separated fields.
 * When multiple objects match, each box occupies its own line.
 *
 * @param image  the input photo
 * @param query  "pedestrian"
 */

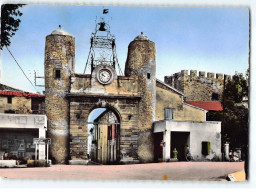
xmin=186 ymin=145 xmax=190 ymax=155
xmin=3 ymin=151 xmax=8 ymax=160
xmin=87 ymin=128 xmax=93 ymax=160
xmin=229 ymin=150 xmax=234 ymax=161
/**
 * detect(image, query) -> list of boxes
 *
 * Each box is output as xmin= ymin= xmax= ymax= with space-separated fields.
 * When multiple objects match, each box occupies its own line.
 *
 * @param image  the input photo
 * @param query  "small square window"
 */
xmin=147 ymin=73 xmax=151 ymax=79
xmin=7 ymin=96 xmax=12 ymax=104
xmin=55 ymin=69 xmax=61 ymax=79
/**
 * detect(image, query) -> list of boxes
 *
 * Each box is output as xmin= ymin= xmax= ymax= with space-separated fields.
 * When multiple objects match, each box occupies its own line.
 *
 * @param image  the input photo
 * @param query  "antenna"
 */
xmin=34 ymin=70 xmax=45 ymax=87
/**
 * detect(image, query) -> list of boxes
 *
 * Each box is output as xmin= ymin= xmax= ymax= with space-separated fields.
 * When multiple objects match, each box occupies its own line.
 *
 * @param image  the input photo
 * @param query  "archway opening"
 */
xmin=87 ymin=107 xmax=120 ymax=165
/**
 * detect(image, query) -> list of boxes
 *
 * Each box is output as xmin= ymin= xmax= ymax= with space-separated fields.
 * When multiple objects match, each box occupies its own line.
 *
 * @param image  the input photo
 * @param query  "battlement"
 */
xmin=164 ymin=70 xmax=232 ymax=101
xmin=164 ymin=70 xmax=231 ymax=90
xmin=178 ymin=70 xmax=231 ymax=81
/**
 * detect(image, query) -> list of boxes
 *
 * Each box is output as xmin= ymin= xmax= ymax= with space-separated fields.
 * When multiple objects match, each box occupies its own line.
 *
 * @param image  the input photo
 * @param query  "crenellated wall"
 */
xmin=164 ymin=70 xmax=231 ymax=101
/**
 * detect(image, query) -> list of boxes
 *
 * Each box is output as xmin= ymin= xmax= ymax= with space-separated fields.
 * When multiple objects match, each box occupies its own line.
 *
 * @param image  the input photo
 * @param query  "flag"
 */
xmin=103 ymin=9 xmax=109 ymax=14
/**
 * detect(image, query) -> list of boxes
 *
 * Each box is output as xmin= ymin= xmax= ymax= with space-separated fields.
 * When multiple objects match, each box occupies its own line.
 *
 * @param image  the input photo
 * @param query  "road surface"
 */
xmin=0 ymin=162 xmax=244 ymax=181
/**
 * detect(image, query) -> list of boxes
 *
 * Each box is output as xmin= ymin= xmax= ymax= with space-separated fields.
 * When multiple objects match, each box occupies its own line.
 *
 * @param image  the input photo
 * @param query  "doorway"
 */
xmin=171 ymin=132 xmax=190 ymax=161
xmin=154 ymin=132 xmax=163 ymax=162
xmin=87 ymin=107 xmax=120 ymax=164
xmin=0 ymin=128 xmax=39 ymax=161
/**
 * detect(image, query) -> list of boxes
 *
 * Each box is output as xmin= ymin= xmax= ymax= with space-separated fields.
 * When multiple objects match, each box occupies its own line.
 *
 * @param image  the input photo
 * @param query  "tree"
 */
xmin=206 ymin=72 xmax=249 ymax=177
xmin=222 ymin=72 xmax=249 ymax=179
xmin=1 ymin=4 xmax=24 ymax=50
xmin=221 ymin=73 xmax=248 ymax=151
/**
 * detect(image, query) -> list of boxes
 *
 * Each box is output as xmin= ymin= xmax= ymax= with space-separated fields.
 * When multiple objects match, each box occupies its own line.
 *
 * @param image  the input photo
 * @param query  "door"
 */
xmin=154 ymin=132 xmax=163 ymax=162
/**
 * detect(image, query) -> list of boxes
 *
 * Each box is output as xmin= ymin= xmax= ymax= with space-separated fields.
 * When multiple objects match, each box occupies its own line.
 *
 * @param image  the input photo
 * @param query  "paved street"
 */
xmin=0 ymin=162 xmax=244 ymax=181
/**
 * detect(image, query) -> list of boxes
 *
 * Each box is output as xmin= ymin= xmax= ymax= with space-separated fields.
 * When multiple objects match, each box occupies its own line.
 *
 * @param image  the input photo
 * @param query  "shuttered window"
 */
xmin=164 ymin=108 xmax=173 ymax=120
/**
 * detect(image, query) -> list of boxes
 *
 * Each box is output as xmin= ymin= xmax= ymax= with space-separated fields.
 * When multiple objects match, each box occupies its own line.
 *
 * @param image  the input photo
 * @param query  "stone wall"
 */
xmin=164 ymin=70 xmax=231 ymax=101
xmin=125 ymin=38 xmax=156 ymax=163
xmin=0 ymin=96 xmax=32 ymax=114
xmin=156 ymin=81 xmax=205 ymax=122
xmin=44 ymin=33 xmax=75 ymax=164
xmin=71 ymin=74 xmax=139 ymax=96
xmin=69 ymin=96 xmax=139 ymax=163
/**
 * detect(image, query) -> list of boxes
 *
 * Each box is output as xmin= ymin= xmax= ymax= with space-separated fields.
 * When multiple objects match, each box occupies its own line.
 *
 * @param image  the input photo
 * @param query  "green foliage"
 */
xmin=223 ymin=73 xmax=248 ymax=105
xmin=222 ymin=72 xmax=249 ymax=159
xmin=1 ymin=4 xmax=24 ymax=50
xmin=207 ymin=72 xmax=249 ymax=160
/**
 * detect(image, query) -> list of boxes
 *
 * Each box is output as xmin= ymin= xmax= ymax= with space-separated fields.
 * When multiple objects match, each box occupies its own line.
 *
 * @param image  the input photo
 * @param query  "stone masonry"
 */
xmin=44 ymin=27 xmax=208 ymax=165
xmin=164 ymin=70 xmax=231 ymax=101
xmin=125 ymin=33 xmax=156 ymax=163
xmin=44 ymin=30 xmax=75 ymax=164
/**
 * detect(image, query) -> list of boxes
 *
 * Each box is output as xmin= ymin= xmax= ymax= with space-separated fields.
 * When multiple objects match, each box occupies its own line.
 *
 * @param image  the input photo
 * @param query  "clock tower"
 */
xmin=45 ymin=9 xmax=156 ymax=165
xmin=83 ymin=16 xmax=121 ymax=85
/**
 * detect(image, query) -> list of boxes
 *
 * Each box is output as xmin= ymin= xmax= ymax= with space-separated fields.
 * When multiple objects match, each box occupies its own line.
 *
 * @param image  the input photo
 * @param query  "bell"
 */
xmin=99 ymin=22 xmax=106 ymax=31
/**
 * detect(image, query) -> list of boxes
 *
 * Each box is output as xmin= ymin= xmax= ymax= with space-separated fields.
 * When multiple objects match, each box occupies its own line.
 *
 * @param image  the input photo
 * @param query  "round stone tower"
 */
xmin=125 ymin=32 xmax=156 ymax=163
xmin=44 ymin=27 xmax=75 ymax=164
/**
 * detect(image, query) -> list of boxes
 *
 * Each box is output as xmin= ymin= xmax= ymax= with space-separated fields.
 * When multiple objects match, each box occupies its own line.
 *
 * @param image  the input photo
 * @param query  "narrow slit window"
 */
xmin=147 ymin=73 xmax=151 ymax=79
xmin=55 ymin=69 xmax=61 ymax=79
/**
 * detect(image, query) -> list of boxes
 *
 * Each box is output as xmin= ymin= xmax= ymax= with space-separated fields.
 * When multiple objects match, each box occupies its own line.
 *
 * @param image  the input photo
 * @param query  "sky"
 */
xmin=0 ymin=5 xmax=249 ymax=93
xmin=88 ymin=108 xmax=106 ymax=130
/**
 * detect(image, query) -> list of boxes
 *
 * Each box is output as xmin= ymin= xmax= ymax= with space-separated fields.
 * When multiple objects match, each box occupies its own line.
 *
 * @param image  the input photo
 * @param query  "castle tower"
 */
xmin=125 ymin=32 xmax=156 ymax=163
xmin=44 ymin=27 xmax=75 ymax=164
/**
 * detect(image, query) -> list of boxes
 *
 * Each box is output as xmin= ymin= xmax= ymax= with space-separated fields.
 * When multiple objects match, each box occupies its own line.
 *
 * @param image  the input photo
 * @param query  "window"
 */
xmin=212 ymin=92 xmax=219 ymax=101
xmin=202 ymin=141 xmax=211 ymax=155
xmin=55 ymin=69 xmax=61 ymax=79
xmin=7 ymin=96 xmax=12 ymax=104
xmin=164 ymin=108 xmax=173 ymax=120
xmin=147 ymin=73 xmax=151 ymax=79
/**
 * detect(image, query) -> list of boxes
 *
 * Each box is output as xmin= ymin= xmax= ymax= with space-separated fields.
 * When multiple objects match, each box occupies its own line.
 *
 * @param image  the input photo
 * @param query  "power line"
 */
xmin=6 ymin=46 xmax=38 ymax=93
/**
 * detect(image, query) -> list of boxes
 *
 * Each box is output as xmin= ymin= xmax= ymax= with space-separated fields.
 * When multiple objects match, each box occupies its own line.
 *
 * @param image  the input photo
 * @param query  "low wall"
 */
xmin=0 ymin=160 xmax=16 ymax=168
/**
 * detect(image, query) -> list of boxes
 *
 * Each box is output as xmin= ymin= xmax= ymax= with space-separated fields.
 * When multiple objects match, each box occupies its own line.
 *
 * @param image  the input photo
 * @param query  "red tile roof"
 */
xmin=0 ymin=91 xmax=45 ymax=98
xmin=185 ymin=101 xmax=223 ymax=111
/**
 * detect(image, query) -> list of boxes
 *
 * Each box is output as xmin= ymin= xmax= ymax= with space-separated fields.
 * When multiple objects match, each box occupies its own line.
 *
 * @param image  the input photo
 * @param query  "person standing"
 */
xmin=87 ymin=128 xmax=93 ymax=160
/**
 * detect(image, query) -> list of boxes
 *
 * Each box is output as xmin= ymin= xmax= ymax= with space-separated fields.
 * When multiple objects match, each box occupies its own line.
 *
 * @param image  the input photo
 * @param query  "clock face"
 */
xmin=98 ymin=69 xmax=112 ymax=84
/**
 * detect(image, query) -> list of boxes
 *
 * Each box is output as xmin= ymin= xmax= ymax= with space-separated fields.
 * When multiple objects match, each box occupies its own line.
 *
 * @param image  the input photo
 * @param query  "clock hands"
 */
xmin=97 ymin=68 xmax=113 ymax=84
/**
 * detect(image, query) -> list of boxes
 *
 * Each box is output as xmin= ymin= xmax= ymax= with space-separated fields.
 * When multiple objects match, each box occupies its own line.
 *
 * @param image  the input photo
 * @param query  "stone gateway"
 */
xmin=44 ymin=25 xmax=222 ymax=165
